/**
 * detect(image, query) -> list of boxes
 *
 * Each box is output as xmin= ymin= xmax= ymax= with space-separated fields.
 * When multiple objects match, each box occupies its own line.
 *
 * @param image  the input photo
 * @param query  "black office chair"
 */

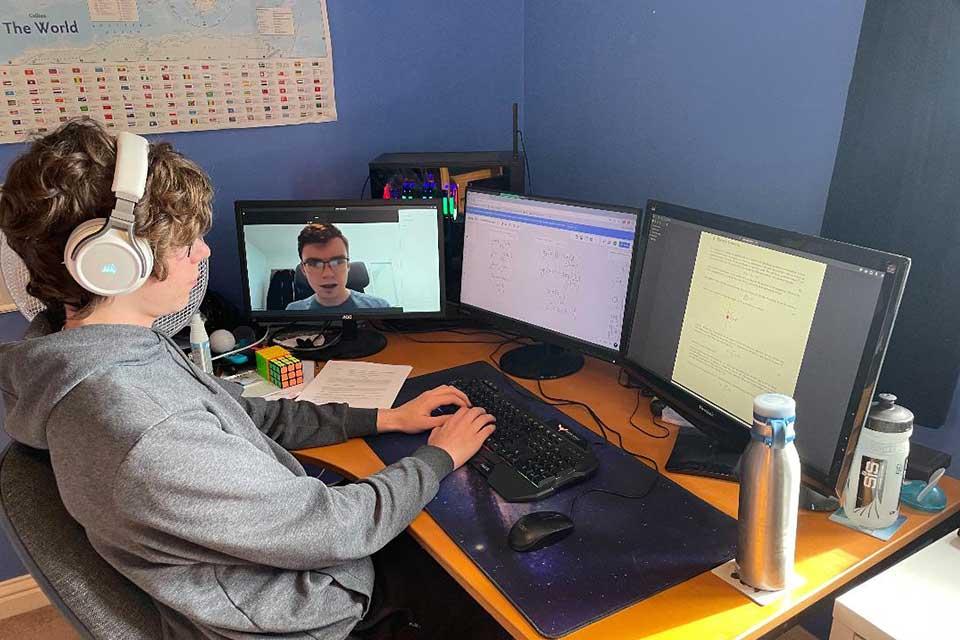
xmin=0 ymin=443 xmax=162 ymax=639
xmin=266 ymin=261 xmax=371 ymax=310
xmin=346 ymin=261 xmax=371 ymax=293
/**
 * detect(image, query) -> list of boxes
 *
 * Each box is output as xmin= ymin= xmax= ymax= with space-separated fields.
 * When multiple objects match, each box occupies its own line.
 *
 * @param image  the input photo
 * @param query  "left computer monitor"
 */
xmin=235 ymin=199 xmax=445 ymax=358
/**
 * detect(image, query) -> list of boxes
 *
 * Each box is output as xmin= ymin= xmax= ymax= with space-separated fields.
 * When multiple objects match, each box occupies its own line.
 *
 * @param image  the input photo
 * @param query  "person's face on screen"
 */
xmin=301 ymin=238 xmax=350 ymax=305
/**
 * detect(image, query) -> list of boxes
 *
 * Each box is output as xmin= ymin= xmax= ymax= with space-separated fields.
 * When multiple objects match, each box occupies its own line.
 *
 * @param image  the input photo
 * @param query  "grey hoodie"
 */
xmin=0 ymin=314 xmax=454 ymax=639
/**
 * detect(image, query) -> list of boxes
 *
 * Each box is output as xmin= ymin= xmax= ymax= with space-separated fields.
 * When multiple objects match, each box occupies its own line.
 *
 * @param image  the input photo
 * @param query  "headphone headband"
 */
xmin=112 ymin=132 xmax=150 ymax=201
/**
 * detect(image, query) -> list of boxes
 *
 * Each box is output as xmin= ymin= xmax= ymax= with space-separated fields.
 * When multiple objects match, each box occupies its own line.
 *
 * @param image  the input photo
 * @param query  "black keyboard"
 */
xmin=437 ymin=377 xmax=599 ymax=502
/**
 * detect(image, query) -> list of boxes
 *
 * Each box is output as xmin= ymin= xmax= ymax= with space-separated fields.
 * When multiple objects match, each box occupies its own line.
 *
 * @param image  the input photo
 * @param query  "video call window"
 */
xmin=236 ymin=202 xmax=443 ymax=318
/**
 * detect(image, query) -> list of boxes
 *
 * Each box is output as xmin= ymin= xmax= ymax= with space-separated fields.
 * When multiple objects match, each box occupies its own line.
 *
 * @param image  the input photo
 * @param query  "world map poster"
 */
xmin=0 ymin=1 xmax=337 ymax=142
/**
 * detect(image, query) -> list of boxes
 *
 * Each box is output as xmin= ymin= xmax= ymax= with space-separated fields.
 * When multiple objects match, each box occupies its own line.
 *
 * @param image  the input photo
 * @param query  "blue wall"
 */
xmin=0 ymin=0 xmax=523 ymax=582
xmin=522 ymin=0 xmax=866 ymax=234
xmin=0 ymin=0 xmax=524 ymax=311
xmin=520 ymin=0 xmax=960 ymax=471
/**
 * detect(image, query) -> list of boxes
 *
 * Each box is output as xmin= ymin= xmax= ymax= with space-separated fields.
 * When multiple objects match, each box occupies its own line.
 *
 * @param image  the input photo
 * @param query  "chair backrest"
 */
xmin=346 ymin=261 xmax=370 ymax=293
xmin=0 ymin=443 xmax=162 ymax=640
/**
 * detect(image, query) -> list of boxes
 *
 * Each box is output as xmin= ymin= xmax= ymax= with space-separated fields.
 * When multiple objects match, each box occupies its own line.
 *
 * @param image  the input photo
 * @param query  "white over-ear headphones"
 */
xmin=63 ymin=131 xmax=153 ymax=296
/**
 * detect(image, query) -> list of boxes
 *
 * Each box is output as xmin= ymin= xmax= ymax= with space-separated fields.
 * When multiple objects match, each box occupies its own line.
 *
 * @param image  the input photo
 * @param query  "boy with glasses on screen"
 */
xmin=286 ymin=223 xmax=391 ymax=312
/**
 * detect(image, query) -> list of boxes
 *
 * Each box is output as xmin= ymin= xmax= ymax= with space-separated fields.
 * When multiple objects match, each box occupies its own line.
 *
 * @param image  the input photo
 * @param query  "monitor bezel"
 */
xmin=234 ymin=199 xmax=447 ymax=322
xmin=458 ymin=186 xmax=643 ymax=365
xmin=621 ymin=200 xmax=910 ymax=498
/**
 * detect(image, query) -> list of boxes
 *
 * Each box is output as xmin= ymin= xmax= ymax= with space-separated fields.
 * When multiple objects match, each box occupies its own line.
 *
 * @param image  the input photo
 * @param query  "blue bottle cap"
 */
xmin=752 ymin=393 xmax=796 ymax=447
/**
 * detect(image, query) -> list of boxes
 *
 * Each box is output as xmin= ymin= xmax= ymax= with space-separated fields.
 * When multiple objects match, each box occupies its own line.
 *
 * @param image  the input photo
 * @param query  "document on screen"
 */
xmin=672 ymin=233 xmax=825 ymax=423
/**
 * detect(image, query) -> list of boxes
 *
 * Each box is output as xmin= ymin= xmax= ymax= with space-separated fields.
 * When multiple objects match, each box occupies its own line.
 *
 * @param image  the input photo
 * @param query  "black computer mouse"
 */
xmin=508 ymin=511 xmax=574 ymax=552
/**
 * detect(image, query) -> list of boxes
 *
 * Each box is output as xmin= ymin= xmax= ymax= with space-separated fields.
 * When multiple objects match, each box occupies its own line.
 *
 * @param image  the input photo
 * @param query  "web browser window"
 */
xmin=461 ymin=191 xmax=636 ymax=350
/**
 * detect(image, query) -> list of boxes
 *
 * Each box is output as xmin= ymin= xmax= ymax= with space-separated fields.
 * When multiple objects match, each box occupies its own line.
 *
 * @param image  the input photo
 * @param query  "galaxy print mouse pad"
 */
xmin=366 ymin=361 xmax=737 ymax=638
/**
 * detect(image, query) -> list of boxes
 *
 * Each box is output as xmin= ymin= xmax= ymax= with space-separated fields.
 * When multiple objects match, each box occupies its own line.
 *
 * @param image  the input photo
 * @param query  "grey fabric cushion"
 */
xmin=0 ymin=443 xmax=162 ymax=640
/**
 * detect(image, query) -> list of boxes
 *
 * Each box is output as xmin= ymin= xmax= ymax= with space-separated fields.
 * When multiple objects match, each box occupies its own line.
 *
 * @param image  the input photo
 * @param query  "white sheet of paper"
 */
xmin=297 ymin=360 xmax=412 ymax=409
xmin=263 ymin=383 xmax=306 ymax=401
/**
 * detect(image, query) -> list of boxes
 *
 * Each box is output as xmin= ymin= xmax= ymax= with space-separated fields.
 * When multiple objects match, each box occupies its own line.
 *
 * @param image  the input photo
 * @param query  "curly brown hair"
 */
xmin=297 ymin=223 xmax=349 ymax=259
xmin=0 ymin=118 xmax=213 ymax=320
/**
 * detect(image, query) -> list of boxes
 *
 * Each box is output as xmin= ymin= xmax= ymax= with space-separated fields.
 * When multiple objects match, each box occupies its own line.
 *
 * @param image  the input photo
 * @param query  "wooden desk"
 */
xmin=292 ymin=331 xmax=960 ymax=640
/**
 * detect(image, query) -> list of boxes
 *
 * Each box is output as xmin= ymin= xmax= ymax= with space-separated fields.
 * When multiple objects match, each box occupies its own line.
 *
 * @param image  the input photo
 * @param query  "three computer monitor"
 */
xmin=235 ymin=199 xmax=445 ymax=358
xmin=234 ymin=192 xmax=909 ymax=499
xmin=621 ymin=200 xmax=909 ymax=498
xmin=459 ymin=187 xmax=640 ymax=379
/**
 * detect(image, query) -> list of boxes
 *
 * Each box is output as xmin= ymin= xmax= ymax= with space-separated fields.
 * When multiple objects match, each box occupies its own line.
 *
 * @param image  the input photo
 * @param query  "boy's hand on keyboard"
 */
xmin=376 ymin=385 xmax=471 ymax=434
xmin=428 ymin=406 xmax=496 ymax=470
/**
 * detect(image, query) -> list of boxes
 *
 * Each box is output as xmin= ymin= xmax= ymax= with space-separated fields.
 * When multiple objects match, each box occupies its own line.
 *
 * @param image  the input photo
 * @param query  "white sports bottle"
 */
xmin=842 ymin=393 xmax=912 ymax=529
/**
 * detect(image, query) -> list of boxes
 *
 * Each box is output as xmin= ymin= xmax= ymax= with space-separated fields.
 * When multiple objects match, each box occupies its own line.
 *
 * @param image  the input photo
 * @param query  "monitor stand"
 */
xmin=666 ymin=425 xmax=744 ymax=480
xmin=279 ymin=320 xmax=387 ymax=361
xmin=667 ymin=425 xmax=841 ymax=512
xmin=499 ymin=342 xmax=585 ymax=380
xmin=321 ymin=320 xmax=387 ymax=360
xmin=799 ymin=485 xmax=840 ymax=512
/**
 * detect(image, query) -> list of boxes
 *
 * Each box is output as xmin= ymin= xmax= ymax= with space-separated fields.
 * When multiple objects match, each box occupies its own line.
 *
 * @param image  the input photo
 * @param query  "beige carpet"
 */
xmin=0 ymin=606 xmax=79 ymax=640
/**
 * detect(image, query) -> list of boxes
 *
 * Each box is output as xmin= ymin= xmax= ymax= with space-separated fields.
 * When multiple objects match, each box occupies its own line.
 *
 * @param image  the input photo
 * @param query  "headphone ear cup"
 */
xmin=64 ymin=218 xmax=154 ymax=296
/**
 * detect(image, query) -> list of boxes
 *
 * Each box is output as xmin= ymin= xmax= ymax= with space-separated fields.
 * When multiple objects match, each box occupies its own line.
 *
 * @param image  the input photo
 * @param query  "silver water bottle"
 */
xmin=736 ymin=393 xmax=801 ymax=591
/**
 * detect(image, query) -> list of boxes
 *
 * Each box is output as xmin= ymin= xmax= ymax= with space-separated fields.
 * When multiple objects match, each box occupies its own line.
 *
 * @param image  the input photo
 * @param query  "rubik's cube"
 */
xmin=255 ymin=346 xmax=303 ymax=388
